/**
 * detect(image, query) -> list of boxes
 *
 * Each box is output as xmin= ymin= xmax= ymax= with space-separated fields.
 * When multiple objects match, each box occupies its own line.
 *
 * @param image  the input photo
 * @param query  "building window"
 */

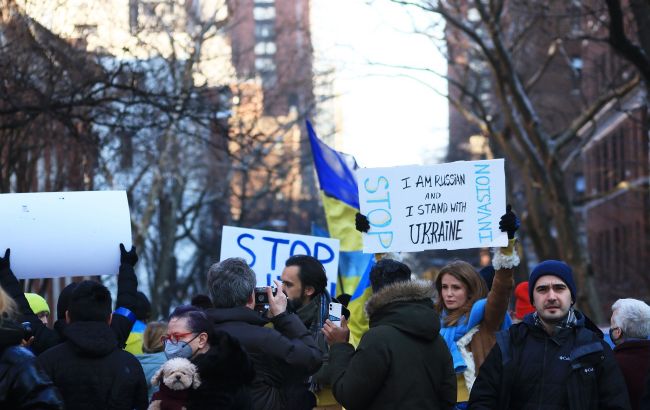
xmin=260 ymin=71 xmax=277 ymax=87
xmin=255 ymin=41 xmax=276 ymax=55
xmin=253 ymin=5 xmax=275 ymax=20
xmin=574 ymin=173 xmax=585 ymax=195
xmin=255 ymin=57 xmax=275 ymax=71
xmin=255 ymin=22 xmax=275 ymax=40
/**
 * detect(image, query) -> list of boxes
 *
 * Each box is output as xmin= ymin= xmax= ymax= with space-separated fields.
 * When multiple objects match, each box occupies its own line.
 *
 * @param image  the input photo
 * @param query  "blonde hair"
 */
xmin=435 ymin=261 xmax=488 ymax=326
xmin=142 ymin=321 xmax=167 ymax=353
xmin=0 ymin=284 xmax=16 ymax=319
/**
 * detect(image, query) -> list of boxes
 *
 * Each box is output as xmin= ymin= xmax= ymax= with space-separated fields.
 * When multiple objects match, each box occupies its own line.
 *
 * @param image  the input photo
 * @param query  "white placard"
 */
xmin=0 ymin=191 xmax=132 ymax=279
xmin=358 ymin=159 xmax=508 ymax=253
xmin=220 ymin=226 xmax=340 ymax=294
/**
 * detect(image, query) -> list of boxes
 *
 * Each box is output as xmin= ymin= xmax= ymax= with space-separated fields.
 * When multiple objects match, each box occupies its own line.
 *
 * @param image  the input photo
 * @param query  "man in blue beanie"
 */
xmin=469 ymin=260 xmax=631 ymax=410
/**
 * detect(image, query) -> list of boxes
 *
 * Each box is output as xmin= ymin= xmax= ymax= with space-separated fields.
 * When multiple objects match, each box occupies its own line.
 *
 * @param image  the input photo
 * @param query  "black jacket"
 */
xmin=0 ymin=263 xmax=137 ymax=354
xmin=206 ymin=306 xmax=323 ymax=410
xmin=327 ymin=280 xmax=456 ymax=410
xmin=37 ymin=320 xmax=148 ymax=410
xmin=187 ymin=330 xmax=255 ymax=410
xmin=0 ymin=320 xmax=63 ymax=409
xmin=468 ymin=311 xmax=631 ymax=410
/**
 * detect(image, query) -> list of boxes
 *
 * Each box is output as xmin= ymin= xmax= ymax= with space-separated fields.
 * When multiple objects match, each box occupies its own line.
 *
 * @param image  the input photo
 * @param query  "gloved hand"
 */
xmin=499 ymin=204 xmax=520 ymax=239
xmin=355 ymin=212 xmax=370 ymax=233
xmin=0 ymin=249 xmax=9 ymax=271
xmin=119 ymin=243 xmax=138 ymax=267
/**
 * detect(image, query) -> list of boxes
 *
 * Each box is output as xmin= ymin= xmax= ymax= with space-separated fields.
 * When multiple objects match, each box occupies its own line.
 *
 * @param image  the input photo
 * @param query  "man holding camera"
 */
xmin=281 ymin=255 xmax=344 ymax=410
xmin=205 ymin=257 xmax=323 ymax=410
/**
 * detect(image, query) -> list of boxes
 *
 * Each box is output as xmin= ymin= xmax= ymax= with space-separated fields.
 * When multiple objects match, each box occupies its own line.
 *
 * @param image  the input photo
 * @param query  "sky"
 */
xmin=311 ymin=0 xmax=449 ymax=168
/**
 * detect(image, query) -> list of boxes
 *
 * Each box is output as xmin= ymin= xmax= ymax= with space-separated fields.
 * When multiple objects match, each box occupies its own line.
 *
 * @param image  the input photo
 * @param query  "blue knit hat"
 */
xmin=528 ymin=260 xmax=576 ymax=304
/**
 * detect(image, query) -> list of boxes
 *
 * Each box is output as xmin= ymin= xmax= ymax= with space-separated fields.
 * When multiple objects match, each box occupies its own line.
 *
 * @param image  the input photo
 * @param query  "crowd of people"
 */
xmin=0 ymin=207 xmax=649 ymax=410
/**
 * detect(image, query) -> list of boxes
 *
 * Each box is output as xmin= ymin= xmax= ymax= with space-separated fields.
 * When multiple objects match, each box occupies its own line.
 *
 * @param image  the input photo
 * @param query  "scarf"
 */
xmin=296 ymin=292 xmax=331 ymax=392
xmin=439 ymin=298 xmax=512 ymax=374
xmin=533 ymin=307 xmax=577 ymax=331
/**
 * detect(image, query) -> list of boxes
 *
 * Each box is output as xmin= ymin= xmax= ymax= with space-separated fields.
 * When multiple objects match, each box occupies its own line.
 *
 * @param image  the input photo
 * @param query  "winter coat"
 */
xmin=0 ymin=263 xmax=137 ymax=354
xmin=206 ymin=306 xmax=323 ymax=410
xmin=37 ymin=320 xmax=148 ymax=410
xmin=327 ymin=280 xmax=457 ymax=410
xmin=614 ymin=339 xmax=650 ymax=410
xmin=0 ymin=319 xmax=64 ymax=409
xmin=150 ymin=383 xmax=189 ymax=410
xmin=187 ymin=330 xmax=255 ymax=410
xmin=468 ymin=311 xmax=631 ymax=410
xmin=462 ymin=265 xmax=514 ymax=375
xmin=137 ymin=351 xmax=167 ymax=400
xmin=285 ymin=292 xmax=339 ymax=410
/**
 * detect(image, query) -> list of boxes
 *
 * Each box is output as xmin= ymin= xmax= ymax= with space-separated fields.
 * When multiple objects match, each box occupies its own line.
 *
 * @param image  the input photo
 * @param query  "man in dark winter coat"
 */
xmin=0 ymin=245 xmax=139 ymax=354
xmin=322 ymin=258 xmax=456 ymax=410
xmin=468 ymin=260 xmax=631 ymax=410
xmin=37 ymin=280 xmax=148 ymax=410
xmin=205 ymin=257 xmax=323 ymax=410
xmin=281 ymin=254 xmax=346 ymax=409
xmin=609 ymin=298 xmax=650 ymax=410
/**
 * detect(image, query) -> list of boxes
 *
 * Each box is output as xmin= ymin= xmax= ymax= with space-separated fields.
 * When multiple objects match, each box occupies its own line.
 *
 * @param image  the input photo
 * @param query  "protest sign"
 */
xmin=358 ymin=159 xmax=508 ymax=253
xmin=0 ymin=191 xmax=132 ymax=279
xmin=220 ymin=226 xmax=340 ymax=295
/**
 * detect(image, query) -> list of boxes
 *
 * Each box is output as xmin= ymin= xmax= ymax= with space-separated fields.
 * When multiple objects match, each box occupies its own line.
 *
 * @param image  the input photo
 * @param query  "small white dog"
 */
xmin=148 ymin=358 xmax=201 ymax=410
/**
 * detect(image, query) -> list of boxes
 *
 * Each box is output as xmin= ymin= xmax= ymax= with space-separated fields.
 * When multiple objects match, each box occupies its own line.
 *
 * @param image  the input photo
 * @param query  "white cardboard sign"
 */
xmin=220 ymin=226 xmax=340 ymax=294
xmin=358 ymin=159 xmax=508 ymax=253
xmin=0 ymin=191 xmax=132 ymax=279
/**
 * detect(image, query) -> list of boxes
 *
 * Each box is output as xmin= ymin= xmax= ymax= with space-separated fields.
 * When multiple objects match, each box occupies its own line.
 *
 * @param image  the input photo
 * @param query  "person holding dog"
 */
xmin=157 ymin=305 xmax=254 ymax=410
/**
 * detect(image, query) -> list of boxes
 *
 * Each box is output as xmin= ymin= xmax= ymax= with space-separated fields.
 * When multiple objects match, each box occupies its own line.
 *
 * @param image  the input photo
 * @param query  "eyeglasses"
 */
xmin=161 ymin=332 xmax=195 ymax=345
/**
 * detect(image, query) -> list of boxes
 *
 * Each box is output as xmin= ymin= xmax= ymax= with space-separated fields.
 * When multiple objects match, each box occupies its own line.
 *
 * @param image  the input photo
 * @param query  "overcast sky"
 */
xmin=311 ymin=0 xmax=449 ymax=168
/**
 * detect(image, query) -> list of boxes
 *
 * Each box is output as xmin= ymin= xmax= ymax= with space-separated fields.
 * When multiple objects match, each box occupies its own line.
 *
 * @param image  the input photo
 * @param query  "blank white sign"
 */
xmin=0 ymin=191 xmax=132 ymax=279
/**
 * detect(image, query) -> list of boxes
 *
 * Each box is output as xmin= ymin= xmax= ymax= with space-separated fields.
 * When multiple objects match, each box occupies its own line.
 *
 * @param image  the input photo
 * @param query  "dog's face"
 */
xmin=152 ymin=357 xmax=201 ymax=391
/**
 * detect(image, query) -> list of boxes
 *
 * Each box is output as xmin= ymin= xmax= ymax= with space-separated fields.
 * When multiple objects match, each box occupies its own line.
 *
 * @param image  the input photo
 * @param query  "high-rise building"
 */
xmin=227 ymin=0 xmax=319 ymax=230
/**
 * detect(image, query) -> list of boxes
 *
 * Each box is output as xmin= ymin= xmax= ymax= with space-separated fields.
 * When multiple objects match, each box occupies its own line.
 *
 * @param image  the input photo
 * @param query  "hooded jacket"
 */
xmin=206 ymin=306 xmax=322 ymax=410
xmin=328 ymin=280 xmax=456 ymax=410
xmin=468 ymin=310 xmax=631 ymax=410
xmin=0 ymin=263 xmax=137 ymax=354
xmin=37 ymin=320 xmax=148 ymax=410
xmin=0 ymin=319 xmax=63 ymax=409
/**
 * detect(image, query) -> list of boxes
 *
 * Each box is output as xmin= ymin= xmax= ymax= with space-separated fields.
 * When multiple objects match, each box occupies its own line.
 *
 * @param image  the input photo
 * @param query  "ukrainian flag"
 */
xmin=307 ymin=121 xmax=374 ymax=343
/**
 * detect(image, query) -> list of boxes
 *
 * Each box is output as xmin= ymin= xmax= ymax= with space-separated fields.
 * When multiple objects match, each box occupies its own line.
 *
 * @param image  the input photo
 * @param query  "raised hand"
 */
xmin=499 ymin=204 xmax=520 ymax=239
xmin=322 ymin=316 xmax=350 ymax=345
xmin=119 ymin=243 xmax=138 ymax=267
xmin=355 ymin=212 xmax=370 ymax=233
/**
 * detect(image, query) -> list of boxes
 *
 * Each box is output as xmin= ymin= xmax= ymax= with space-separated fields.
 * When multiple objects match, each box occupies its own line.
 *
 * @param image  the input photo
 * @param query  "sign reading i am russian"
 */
xmin=358 ymin=159 xmax=508 ymax=253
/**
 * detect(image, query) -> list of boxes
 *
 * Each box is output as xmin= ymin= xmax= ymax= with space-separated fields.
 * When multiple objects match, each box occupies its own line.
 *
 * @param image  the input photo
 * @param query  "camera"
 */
xmin=254 ymin=286 xmax=277 ymax=306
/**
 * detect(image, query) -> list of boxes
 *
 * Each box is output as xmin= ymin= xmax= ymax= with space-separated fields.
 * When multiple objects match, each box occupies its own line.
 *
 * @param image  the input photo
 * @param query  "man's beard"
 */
xmin=289 ymin=289 xmax=309 ymax=311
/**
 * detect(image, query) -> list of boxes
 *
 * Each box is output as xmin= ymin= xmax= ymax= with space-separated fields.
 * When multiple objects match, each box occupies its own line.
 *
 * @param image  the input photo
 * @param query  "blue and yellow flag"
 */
xmin=307 ymin=121 xmax=374 ymax=343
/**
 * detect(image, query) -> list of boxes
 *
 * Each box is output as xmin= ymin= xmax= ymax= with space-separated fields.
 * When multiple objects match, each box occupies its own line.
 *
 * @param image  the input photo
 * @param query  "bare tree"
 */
xmin=383 ymin=0 xmax=649 ymax=321
xmin=1 ymin=0 xmax=320 ymax=317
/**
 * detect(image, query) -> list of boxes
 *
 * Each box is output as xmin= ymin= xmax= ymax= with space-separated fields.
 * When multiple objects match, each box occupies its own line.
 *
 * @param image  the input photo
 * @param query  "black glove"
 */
xmin=355 ymin=212 xmax=370 ymax=233
xmin=0 ymin=249 xmax=9 ymax=271
xmin=499 ymin=204 xmax=520 ymax=239
xmin=119 ymin=243 xmax=138 ymax=267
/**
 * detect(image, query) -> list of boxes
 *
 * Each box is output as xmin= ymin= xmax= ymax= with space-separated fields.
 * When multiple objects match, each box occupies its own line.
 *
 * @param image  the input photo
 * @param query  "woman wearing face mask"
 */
xmin=159 ymin=305 xmax=255 ymax=410
xmin=435 ymin=207 xmax=520 ymax=410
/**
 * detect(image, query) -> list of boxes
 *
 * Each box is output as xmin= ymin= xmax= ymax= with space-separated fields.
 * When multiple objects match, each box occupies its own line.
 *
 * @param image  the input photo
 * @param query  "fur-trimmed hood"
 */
xmin=365 ymin=280 xmax=440 ymax=341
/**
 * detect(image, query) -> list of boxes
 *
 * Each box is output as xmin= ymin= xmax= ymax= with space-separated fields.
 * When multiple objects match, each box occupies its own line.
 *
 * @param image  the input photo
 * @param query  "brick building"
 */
xmin=226 ymin=0 xmax=320 ymax=232
xmin=445 ymin=1 xmax=650 ymax=309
